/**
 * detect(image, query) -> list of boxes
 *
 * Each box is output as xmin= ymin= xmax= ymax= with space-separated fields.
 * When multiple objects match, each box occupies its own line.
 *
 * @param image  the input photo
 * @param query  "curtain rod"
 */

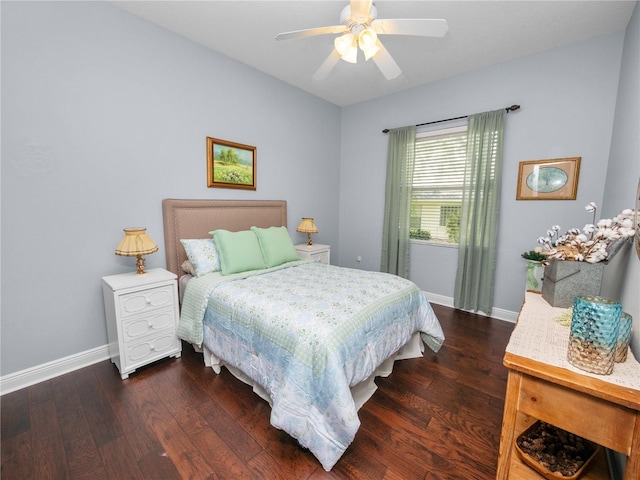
xmin=381 ymin=104 xmax=520 ymax=134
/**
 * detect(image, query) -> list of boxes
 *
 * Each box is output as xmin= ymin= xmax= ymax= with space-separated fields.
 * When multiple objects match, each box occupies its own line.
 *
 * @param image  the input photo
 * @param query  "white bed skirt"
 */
xmin=198 ymin=331 xmax=425 ymax=411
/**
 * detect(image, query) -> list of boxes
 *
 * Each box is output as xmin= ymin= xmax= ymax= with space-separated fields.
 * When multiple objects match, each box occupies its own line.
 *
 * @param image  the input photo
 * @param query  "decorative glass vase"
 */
xmin=567 ymin=295 xmax=621 ymax=375
xmin=615 ymin=312 xmax=633 ymax=363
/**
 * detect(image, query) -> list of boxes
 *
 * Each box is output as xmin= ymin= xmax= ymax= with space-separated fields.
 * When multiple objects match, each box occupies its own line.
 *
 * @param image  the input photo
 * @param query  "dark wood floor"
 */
xmin=1 ymin=304 xmax=514 ymax=480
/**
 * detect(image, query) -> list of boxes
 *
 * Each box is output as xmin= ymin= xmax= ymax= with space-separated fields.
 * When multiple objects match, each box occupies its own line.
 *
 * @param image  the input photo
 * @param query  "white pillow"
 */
xmin=181 ymin=259 xmax=197 ymax=276
xmin=180 ymin=239 xmax=221 ymax=277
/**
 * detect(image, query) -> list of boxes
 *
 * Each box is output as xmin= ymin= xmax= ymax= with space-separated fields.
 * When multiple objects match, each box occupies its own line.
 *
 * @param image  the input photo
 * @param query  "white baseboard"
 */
xmin=0 ymin=345 xmax=110 ymax=396
xmin=424 ymin=292 xmax=518 ymax=323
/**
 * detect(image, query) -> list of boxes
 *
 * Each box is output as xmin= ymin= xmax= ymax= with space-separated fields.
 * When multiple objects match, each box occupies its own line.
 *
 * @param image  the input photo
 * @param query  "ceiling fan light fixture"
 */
xmin=334 ymin=33 xmax=358 ymax=63
xmin=276 ymin=2 xmax=449 ymax=79
xmin=358 ymin=27 xmax=377 ymax=49
xmin=343 ymin=47 xmax=358 ymax=64
xmin=358 ymin=27 xmax=380 ymax=60
xmin=362 ymin=44 xmax=380 ymax=61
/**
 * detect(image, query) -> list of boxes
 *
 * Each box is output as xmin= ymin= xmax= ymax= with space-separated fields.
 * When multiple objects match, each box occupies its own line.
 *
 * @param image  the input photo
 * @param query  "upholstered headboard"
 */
xmin=162 ymin=199 xmax=287 ymax=279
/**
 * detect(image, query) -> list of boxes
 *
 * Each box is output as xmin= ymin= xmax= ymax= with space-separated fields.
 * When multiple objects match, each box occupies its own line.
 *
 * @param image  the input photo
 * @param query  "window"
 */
xmin=410 ymin=124 xmax=468 ymax=243
xmin=439 ymin=205 xmax=461 ymax=227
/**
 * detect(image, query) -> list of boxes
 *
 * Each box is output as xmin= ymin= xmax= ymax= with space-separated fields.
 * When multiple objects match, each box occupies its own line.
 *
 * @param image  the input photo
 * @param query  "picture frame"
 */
xmin=207 ymin=137 xmax=256 ymax=190
xmin=516 ymin=157 xmax=581 ymax=200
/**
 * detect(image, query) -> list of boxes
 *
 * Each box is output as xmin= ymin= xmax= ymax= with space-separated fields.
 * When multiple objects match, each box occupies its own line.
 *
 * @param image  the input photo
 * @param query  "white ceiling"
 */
xmin=110 ymin=1 xmax=636 ymax=107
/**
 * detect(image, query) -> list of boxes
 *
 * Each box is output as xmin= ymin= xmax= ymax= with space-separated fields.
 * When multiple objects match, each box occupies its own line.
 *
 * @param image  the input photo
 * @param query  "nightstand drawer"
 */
xmin=118 ymin=284 xmax=175 ymax=319
xmin=123 ymin=330 xmax=180 ymax=367
xmin=295 ymin=244 xmax=330 ymax=265
xmin=310 ymin=250 xmax=329 ymax=264
xmin=121 ymin=307 xmax=177 ymax=343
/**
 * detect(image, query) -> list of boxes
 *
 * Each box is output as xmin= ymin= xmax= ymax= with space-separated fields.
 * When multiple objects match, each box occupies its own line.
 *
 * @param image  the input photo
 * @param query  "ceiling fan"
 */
xmin=275 ymin=0 xmax=448 ymax=81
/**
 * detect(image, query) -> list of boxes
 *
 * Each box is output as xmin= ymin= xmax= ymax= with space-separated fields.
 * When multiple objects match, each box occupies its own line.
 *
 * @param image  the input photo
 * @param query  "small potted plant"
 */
xmin=522 ymin=248 xmax=546 ymax=291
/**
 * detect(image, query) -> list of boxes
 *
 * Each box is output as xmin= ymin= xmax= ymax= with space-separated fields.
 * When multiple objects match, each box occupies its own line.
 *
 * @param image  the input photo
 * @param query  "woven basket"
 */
xmin=515 ymin=420 xmax=599 ymax=480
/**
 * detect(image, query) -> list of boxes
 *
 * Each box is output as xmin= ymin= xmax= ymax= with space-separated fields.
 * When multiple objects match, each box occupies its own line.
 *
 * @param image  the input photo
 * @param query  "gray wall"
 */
xmin=338 ymin=29 xmax=627 ymax=315
xmin=601 ymin=2 xmax=640 ymax=356
xmin=1 ymin=1 xmax=341 ymax=376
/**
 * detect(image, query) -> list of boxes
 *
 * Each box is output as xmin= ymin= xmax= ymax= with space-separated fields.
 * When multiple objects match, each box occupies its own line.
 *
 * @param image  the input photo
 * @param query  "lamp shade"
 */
xmin=115 ymin=228 xmax=158 ymax=256
xmin=296 ymin=218 xmax=318 ymax=246
xmin=358 ymin=28 xmax=380 ymax=60
xmin=115 ymin=228 xmax=158 ymax=274
xmin=296 ymin=218 xmax=318 ymax=234
xmin=334 ymin=33 xmax=358 ymax=64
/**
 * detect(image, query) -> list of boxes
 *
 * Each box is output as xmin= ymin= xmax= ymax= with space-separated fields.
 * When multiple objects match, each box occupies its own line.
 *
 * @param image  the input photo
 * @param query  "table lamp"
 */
xmin=296 ymin=218 xmax=318 ymax=246
xmin=115 ymin=227 xmax=158 ymax=274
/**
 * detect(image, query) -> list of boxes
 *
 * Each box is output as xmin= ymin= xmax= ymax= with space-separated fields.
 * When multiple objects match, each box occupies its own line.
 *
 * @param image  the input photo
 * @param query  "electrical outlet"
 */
xmin=356 ymin=256 xmax=362 ymax=263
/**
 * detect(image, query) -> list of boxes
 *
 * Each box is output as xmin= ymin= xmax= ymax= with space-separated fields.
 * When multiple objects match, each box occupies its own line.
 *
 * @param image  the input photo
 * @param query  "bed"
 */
xmin=162 ymin=198 xmax=445 ymax=471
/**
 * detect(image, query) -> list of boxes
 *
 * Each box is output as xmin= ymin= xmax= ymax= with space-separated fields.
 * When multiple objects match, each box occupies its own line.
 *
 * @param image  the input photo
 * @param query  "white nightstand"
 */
xmin=102 ymin=268 xmax=181 ymax=379
xmin=295 ymin=243 xmax=330 ymax=265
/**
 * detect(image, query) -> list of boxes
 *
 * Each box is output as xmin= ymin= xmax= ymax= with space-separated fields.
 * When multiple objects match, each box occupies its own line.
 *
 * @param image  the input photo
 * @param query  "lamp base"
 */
xmin=307 ymin=233 xmax=313 ymax=246
xmin=135 ymin=255 xmax=147 ymax=274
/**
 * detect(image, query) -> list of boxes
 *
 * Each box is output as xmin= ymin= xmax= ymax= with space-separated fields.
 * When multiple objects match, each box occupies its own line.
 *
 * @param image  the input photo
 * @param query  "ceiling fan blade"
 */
xmin=313 ymin=49 xmax=341 ymax=81
xmin=372 ymin=41 xmax=401 ymax=80
xmin=371 ymin=18 xmax=449 ymax=37
xmin=275 ymin=25 xmax=346 ymax=41
xmin=349 ymin=0 xmax=373 ymax=20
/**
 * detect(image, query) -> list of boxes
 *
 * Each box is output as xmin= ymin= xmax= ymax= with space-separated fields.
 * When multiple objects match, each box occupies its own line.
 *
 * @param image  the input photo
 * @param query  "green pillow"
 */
xmin=251 ymin=226 xmax=300 ymax=268
xmin=210 ymin=229 xmax=266 ymax=275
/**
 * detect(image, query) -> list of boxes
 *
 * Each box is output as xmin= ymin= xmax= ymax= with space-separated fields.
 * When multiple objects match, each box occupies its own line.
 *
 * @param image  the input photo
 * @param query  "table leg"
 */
xmin=623 ymin=413 xmax=640 ymax=480
xmin=496 ymin=371 xmax=522 ymax=480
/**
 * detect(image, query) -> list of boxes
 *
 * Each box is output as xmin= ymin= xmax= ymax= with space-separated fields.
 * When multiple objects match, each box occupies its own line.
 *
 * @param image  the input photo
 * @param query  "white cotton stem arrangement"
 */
xmin=536 ymin=203 xmax=636 ymax=263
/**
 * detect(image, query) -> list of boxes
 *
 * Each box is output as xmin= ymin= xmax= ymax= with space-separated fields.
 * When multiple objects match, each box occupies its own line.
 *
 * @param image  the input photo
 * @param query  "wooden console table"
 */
xmin=496 ymin=292 xmax=640 ymax=480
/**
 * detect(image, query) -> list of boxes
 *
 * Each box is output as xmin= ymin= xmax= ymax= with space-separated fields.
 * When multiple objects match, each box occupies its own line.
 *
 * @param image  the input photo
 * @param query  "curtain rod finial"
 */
xmin=507 ymin=105 xmax=520 ymax=112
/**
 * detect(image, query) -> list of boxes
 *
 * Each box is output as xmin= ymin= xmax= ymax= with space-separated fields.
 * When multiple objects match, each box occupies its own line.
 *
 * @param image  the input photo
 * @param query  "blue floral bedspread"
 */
xmin=179 ymin=261 xmax=444 ymax=470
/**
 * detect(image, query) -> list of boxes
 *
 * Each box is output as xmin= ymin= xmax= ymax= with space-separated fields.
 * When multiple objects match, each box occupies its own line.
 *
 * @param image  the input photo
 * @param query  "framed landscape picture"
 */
xmin=207 ymin=137 xmax=256 ymax=190
xmin=516 ymin=157 xmax=581 ymax=200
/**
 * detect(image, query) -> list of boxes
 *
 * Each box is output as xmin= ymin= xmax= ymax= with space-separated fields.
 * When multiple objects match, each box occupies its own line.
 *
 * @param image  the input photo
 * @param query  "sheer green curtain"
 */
xmin=454 ymin=109 xmax=505 ymax=314
xmin=380 ymin=126 xmax=416 ymax=278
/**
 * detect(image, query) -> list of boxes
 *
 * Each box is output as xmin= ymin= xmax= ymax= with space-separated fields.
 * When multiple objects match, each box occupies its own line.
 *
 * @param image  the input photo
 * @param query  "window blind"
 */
xmin=411 ymin=125 xmax=468 ymax=242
